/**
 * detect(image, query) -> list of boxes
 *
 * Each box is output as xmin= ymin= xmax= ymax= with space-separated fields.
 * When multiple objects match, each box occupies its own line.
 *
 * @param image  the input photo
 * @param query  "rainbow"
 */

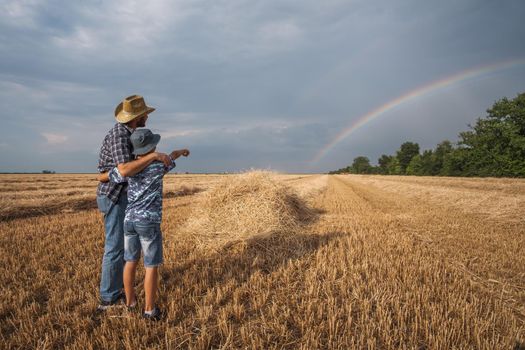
xmin=311 ymin=58 xmax=525 ymax=164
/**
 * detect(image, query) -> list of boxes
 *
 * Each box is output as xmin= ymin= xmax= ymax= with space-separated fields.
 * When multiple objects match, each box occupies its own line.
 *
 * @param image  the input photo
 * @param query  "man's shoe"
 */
xmin=143 ymin=307 xmax=162 ymax=321
xmin=96 ymin=292 xmax=125 ymax=312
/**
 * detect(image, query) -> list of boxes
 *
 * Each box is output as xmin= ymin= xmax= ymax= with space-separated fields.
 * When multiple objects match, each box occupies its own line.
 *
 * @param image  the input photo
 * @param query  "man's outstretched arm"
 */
xmin=104 ymin=131 xmax=171 ymax=181
xmin=117 ymin=152 xmax=171 ymax=178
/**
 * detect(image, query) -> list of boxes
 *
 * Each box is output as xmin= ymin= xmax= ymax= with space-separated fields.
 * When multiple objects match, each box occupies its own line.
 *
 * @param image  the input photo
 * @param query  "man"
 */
xmin=96 ymin=95 xmax=171 ymax=310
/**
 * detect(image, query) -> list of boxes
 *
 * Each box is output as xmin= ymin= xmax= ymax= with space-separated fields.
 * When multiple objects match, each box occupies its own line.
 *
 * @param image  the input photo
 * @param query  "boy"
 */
xmin=99 ymin=128 xmax=189 ymax=320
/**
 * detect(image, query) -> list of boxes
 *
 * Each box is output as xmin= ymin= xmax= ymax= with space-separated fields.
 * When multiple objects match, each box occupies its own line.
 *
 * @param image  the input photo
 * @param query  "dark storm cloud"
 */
xmin=0 ymin=0 xmax=524 ymax=172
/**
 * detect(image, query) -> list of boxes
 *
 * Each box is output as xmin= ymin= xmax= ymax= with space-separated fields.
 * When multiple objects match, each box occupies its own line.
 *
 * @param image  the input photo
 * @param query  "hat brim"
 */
xmin=115 ymin=103 xmax=156 ymax=123
xmin=132 ymin=133 xmax=161 ymax=156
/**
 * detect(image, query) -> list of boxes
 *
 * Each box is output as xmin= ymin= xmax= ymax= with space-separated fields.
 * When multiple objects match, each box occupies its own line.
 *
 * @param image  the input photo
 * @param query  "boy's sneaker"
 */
xmin=143 ymin=307 xmax=162 ymax=321
xmin=125 ymin=301 xmax=137 ymax=313
xmin=96 ymin=292 xmax=125 ymax=312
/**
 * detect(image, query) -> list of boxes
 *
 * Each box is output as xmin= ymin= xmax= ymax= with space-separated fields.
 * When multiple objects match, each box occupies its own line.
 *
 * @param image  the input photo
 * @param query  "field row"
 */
xmin=0 ymin=173 xmax=523 ymax=349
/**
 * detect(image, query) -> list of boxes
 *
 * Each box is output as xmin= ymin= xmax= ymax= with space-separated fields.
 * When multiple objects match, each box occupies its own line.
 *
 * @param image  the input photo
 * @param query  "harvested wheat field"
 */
xmin=0 ymin=172 xmax=524 ymax=349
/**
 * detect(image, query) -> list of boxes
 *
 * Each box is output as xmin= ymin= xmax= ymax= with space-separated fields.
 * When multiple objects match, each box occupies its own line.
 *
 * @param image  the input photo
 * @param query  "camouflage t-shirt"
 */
xmin=109 ymin=160 xmax=176 ymax=223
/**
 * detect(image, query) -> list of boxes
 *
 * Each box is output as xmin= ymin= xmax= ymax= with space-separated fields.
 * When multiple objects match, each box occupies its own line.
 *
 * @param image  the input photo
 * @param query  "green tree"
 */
xmin=377 ymin=154 xmax=393 ymax=175
xmin=328 ymin=165 xmax=352 ymax=174
xmin=396 ymin=142 xmax=420 ymax=174
xmin=387 ymin=157 xmax=402 ymax=175
xmin=458 ymin=93 xmax=525 ymax=177
xmin=407 ymin=150 xmax=434 ymax=175
xmin=351 ymin=156 xmax=372 ymax=174
xmin=329 ymin=93 xmax=525 ymax=177
xmin=421 ymin=150 xmax=435 ymax=175
xmin=441 ymin=147 xmax=467 ymax=176
xmin=432 ymin=140 xmax=454 ymax=175
xmin=406 ymin=155 xmax=422 ymax=175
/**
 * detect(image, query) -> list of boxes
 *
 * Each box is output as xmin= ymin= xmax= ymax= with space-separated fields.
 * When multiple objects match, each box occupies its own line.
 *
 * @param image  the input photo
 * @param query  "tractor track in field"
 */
xmin=312 ymin=175 xmax=525 ymax=324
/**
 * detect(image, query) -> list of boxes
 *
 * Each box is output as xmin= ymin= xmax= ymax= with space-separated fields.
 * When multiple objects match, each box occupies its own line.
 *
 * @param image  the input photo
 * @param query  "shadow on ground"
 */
xmin=164 ymin=186 xmax=204 ymax=199
xmin=161 ymin=215 xmax=343 ymax=337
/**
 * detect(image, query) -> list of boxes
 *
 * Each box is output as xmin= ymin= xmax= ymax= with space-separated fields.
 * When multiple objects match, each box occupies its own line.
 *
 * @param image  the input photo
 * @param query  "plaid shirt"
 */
xmin=97 ymin=123 xmax=134 ymax=203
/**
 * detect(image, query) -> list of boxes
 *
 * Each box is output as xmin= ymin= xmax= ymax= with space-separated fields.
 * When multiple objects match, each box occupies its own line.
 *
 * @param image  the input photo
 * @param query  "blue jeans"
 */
xmin=97 ymin=194 xmax=128 ymax=302
xmin=124 ymin=221 xmax=164 ymax=267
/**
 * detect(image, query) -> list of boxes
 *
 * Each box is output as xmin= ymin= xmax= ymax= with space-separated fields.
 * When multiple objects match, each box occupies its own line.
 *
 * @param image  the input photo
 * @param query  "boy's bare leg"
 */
xmin=144 ymin=267 xmax=158 ymax=312
xmin=124 ymin=261 xmax=138 ymax=306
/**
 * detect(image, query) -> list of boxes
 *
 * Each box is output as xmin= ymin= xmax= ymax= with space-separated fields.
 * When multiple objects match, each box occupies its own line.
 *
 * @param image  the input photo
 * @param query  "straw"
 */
xmin=180 ymin=170 xmax=314 ymax=249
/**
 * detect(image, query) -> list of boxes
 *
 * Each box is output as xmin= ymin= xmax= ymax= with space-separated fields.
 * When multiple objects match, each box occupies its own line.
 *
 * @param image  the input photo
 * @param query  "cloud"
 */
xmin=9 ymin=0 xmax=310 ymax=64
xmin=161 ymin=128 xmax=206 ymax=139
xmin=1 ymin=0 xmax=41 ymax=28
xmin=50 ymin=0 xmax=189 ymax=55
xmin=0 ymin=0 xmax=524 ymax=172
xmin=41 ymin=132 xmax=68 ymax=144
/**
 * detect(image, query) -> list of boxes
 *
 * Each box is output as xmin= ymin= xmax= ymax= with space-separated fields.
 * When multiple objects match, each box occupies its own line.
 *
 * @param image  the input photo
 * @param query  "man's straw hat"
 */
xmin=114 ymin=95 xmax=156 ymax=123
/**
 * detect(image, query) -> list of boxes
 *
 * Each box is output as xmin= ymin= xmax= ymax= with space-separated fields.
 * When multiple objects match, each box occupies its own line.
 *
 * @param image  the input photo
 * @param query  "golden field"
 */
xmin=0 ymin=173 xmax=524 ymax=349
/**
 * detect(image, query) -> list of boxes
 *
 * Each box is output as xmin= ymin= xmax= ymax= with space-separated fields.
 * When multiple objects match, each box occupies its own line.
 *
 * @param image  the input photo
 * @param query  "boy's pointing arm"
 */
xmin=169 ymin=149 xmax=190 ymax=160
xmin=164 ymin=149 xmax=190 ymax=173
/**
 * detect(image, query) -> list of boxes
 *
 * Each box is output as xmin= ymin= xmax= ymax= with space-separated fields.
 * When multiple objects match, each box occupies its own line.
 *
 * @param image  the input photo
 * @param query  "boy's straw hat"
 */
xmin=114 ymin=95 xmax=156 ymax=123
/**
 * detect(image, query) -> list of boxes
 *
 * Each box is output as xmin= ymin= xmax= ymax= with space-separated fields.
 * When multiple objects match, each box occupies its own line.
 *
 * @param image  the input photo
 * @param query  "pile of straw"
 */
xmin=181 ymin=171 xmax=314 ymax=248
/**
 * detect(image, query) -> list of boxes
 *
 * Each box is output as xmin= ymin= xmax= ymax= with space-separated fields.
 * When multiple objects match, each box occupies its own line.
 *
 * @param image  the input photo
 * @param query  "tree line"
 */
xmin=329 ymin=92 xmax=525 ymax=177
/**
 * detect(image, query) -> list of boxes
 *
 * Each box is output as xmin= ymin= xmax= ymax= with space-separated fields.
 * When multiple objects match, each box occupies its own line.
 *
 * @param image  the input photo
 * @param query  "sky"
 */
xmin=1 ymin=0 xmax=524 ymax=173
